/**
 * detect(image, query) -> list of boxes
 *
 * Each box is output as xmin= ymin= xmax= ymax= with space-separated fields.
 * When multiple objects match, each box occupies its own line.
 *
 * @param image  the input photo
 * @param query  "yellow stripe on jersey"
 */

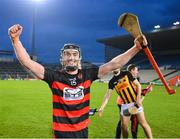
xmin=115 ymin=86 xmax=127 ymax=103
xmin=115 ymin=75 xmax=137 ymax=104
xmin=123 ymin=88 xmax=133 ymax=102
xmin=127 ymin=85 xmax=137 ymax=100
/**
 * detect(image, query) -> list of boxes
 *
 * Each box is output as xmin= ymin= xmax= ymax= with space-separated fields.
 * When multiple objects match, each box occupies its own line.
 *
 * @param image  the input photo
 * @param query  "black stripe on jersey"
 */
xmin=128 ymin=80 xmax=137 ymax=95
xmin=127 ymin=87 xmax=136 ymax=102
xmin=122 ymin=89 xmax=130 ymax=104
xmin=51 ymin=89 xmax=63 ymax=96
xmin=119 ymin=93 xmax=124 ymax=102
xmin=53 ymin=100 xmax=89 ymax=111
xmin=53 ymin=112 xmax=89 ymax=124
xmin=52 ymin=88 xmax=90 ymax=97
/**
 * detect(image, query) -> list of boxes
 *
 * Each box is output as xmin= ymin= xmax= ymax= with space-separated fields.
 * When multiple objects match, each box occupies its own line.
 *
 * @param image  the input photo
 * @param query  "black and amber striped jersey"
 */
xmin=43 ymin=67 xmax=99 ymax=133
xmin=109 ymin=71 xmax=137 ymax=104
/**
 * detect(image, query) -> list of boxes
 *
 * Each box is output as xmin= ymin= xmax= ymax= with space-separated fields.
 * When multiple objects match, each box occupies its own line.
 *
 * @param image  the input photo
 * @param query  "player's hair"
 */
xmin=127 ymin=64 xmax=137 ymax=71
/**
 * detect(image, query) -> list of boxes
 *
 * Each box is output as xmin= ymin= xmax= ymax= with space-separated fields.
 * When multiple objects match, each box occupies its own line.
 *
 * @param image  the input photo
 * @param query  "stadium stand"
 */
xmin=0 ymin=56 xmax=99 ymax=80
xmin=0 ymin=50 xmax=34 ymax=80
xmin=1 ymin=27 xmax=179 ymax=85
xmin=97 ymin=26 xmax=180 ymax=85
xmin=0 ymin=61 xmax=35 ymax=80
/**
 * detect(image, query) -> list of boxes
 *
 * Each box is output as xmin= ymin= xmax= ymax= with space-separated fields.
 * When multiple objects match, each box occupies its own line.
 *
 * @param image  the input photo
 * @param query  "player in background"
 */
xmin=99 ymin=64 xmax=153 ymax=138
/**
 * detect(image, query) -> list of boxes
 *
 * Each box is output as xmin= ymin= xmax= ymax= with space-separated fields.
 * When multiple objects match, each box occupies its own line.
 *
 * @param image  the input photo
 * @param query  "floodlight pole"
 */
xmin=31 ymin=2 xmax=37 ymax=59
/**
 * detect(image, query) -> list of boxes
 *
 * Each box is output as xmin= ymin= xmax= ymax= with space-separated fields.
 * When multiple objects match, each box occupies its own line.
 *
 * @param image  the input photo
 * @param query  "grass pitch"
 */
xmin=0 ymin=80 xmax=180 ymax=138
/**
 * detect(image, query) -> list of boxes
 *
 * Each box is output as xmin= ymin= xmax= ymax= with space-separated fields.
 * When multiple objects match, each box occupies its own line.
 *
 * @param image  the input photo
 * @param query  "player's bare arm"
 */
xmin=98 ymin=35 xmax=147 ymax=78
xmin=98 ymin=89 xmax=113 ymax=117
xmin=8 ymin=24 xmax=45 ymax=79
xmin=133 ymin=79 xmax=142 ymax=106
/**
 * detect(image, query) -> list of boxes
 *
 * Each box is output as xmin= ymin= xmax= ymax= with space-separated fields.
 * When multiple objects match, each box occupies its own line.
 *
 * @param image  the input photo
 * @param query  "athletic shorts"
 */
xmin=54 ymin=127 xmax=88 ymax=138
xmin=121 ymin=102 xmax=143 ymax=116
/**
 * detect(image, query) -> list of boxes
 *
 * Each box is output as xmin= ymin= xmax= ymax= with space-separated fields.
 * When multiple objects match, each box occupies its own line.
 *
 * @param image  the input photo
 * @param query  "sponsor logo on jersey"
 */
xmin=63 ymin=86 xmax=84 ymax=100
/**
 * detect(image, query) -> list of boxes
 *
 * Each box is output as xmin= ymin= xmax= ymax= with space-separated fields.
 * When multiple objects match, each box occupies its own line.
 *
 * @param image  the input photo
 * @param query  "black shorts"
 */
xmin=117 ymin=104 xmax=122 ymax=116
xmin=117 ymin=104 xmax=121 ymax=109
xmin=54 ymin=127 xmax=88 ymax=138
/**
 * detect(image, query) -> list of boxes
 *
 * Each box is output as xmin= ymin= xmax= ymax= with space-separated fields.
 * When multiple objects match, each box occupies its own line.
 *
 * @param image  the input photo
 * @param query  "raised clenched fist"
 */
xmin=8 ymin=24 xmax=23 ymax=41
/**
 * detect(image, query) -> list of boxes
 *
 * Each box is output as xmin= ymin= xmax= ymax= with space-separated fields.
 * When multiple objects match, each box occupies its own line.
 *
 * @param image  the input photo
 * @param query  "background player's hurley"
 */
xmin=89 ymin=108 xmax=98 ymax=116
xmin=118 ymin=13 xmax=175 ymax=95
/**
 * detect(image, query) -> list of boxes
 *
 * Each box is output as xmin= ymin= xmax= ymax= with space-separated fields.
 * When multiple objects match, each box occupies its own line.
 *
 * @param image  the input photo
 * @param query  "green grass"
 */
xmin=0 ymin=80 xmax=180 ymax=138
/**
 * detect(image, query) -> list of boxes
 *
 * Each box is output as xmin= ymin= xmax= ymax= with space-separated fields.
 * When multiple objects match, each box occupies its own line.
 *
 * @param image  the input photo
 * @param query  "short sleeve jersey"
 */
xmin=108 ymin=70 xmax=137 ymax=104
xmin=42 ymin=67 xmax=99 ymax=132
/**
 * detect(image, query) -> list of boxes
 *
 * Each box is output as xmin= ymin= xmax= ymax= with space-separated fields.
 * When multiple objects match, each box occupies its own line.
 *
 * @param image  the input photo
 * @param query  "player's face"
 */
xmin=62 ymin=49 xmax=80 ymax=68
xmin=131 ymin=67 xmax=139 ymax=78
